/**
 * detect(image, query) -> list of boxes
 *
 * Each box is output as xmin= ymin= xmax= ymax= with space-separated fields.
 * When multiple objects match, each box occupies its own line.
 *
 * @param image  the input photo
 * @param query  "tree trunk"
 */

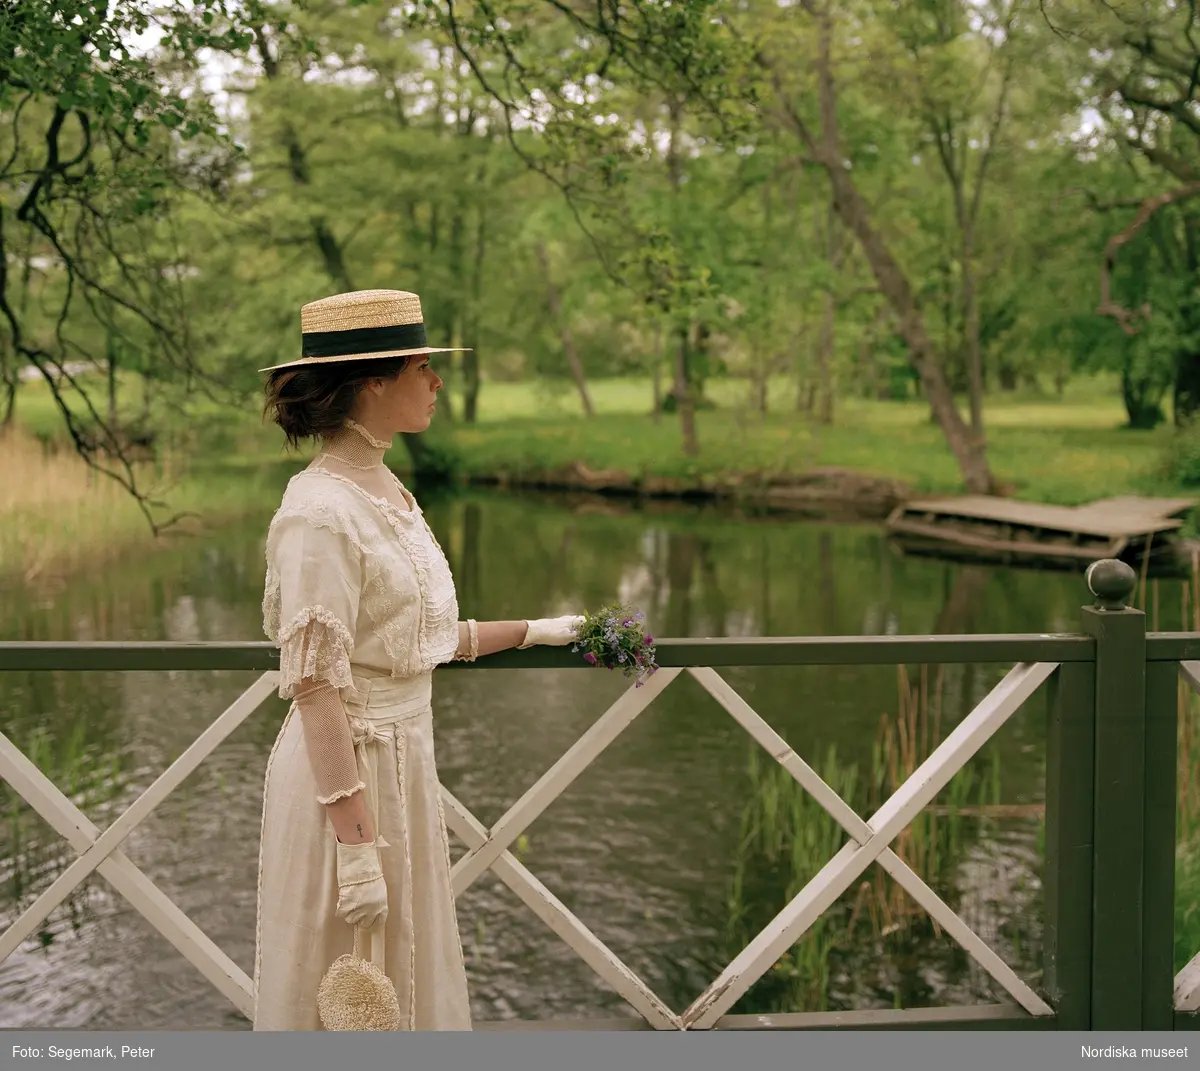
xmin=754 ymin=366 xmax=769 ymax=416
xmin=651 ymin=319 xmax=663 ymax=424
xmin=106 ymin=330 xmax=119 ymax=430
xmin=667 ymin=93 xmax=698 ymax=455
xmin=0 ymin=372 xmax=16 ymax=427
xmin=813 ymin=200 xmax=845 ymax=424
xmin=441 ymin=312 xmax=460 ymax=424
xmin=535 ymin=241 xmax=594 ymax=417
xmin=462 ymin=193 xmax=486 ymax=423
xmin=826 ymin=152 xmax=991 ymax=492
xmin=675 ymin=323 xmax=698 ymax=456
xmin=440 ymin=198 xmax=468 ymax=424
xmin=815 ymin=288 xmax=836 ymax=425
xmin=1122 ymin=368 xmax=1167 ymax=429
xmin=767 ymin=12 xmax=995 ymax=493
xmin=961 ymin=224 xmax=985 ymax=434
xmin=794 ymin=321 xmax=811 ymax=411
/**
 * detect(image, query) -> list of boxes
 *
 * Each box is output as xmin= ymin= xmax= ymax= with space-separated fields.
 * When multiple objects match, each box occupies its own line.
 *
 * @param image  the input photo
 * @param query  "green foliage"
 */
xmin=4 ymin=0 xmax=1200 ymax=506
xmin=1163 ymin=420 xmax=1200 ymax=487
xmin=408 ymin=432 xmax=463 ymax=486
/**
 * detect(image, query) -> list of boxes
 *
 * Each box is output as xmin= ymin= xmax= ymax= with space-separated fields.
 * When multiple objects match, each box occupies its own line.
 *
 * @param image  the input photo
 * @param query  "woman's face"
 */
xmin=359 ymin=356 xmax=444 ymax=434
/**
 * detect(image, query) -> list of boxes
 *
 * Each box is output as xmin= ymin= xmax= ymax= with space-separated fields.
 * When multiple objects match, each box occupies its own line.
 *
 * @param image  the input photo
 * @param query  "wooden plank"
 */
xmin=473 ymin=636 xmax=1096 ymax=668
xmin=474 ymin=1004 xmax=1049 ymax=1032
xmin=1078 ymin=496 xmax=1199 ymax=519
xmin=475 ymin=1017 xmax=654 ymax=1031
xmin=1176 ymin=950 xmax=1200 ymax=1011
xmin=888 ymin=517 xmax=1123 ymax=561
xmin=0 ymin=730 xmax=255 ymax=1017
xmin=0 ymin=636 xmax=1097 ymax=672
xmin=1043 ymin=662 xmax=1096 ymax=1029
xmin=1147 ymin=635 xmax=1200 ymax=662
xmin=897 ymin=495 xmax=1186 ymax=538
xmin=689 ymin=667 xmax=1052 ymax=1015
xmin=1083 ymin=600 xmax=1147 ymax=1029
xmin=450 ymin=668 xmax=680 ymax=895
xmin=0 ymin=674 xmax=279 ymax=965
xmin=440 ymin=787 xmax=680 ymax=1030
xmin=1143 ymin=661 xmax=1179 ymax=1028
xmin=682 ymin=662 xmax=1057 ymax=1029
xmin=0 ymin=641 xmax=282 ymax=672
xmin=712 ymin=1003 xmax=1049 ymax=1031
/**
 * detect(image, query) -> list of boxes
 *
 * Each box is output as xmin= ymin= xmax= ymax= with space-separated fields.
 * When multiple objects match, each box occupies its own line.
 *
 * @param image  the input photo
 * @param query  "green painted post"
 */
xmin=1043 ymin=659 xmax=1096 ymax=1028
xmin=1143 ymin=658 xmax=1179 ymax=1029
xmin=1082 ymin=559 xmax=1147 ymax=1030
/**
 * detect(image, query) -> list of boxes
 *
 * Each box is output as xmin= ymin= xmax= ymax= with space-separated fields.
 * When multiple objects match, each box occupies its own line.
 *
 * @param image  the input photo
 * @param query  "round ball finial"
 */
xmin=1086 ymin=558 xmax=1137 ymax=610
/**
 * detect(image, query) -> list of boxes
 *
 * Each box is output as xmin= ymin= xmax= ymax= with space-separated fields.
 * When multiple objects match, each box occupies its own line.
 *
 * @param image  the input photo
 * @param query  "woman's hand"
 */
xmin=335 ymin=840 xmax=389 ymax=928
xmin=519 ymin=615 xmax=586 ymax=649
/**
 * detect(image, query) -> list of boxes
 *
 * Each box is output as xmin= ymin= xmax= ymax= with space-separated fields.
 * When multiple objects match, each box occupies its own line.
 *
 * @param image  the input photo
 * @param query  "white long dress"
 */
xmin=253 ymin=424 xmax=472 ymax=1031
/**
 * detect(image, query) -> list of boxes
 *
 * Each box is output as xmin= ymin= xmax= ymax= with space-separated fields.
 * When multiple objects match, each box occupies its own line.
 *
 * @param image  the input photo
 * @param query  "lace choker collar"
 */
xmin=344 ymin=419 xmax=392 ymax=450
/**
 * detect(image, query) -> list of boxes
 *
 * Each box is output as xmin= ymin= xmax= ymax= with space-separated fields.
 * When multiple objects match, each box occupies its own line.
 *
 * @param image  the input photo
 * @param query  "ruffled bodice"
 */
xmin=262 ymin=423 xmax=460 ymax=699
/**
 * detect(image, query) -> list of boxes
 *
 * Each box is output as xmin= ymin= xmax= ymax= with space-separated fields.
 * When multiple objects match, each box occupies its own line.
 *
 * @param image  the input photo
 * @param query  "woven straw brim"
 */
xmin=259 ymin=346 xmax=471 ymax=373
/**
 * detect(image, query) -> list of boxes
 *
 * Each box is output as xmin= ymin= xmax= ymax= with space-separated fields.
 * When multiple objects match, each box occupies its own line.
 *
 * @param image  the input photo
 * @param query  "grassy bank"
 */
xmin=442 ymin=374 xmax=1178 ymax=505
xmin=0 ymin=429 xmax=295 ymax=586
xmin=1 ymin=370 xmax=1191 ymax=583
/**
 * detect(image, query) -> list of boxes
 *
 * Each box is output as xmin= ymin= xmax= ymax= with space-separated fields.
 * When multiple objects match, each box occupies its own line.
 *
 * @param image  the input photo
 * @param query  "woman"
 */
xmin=253 ymin=289 xmax=582 ymax=1030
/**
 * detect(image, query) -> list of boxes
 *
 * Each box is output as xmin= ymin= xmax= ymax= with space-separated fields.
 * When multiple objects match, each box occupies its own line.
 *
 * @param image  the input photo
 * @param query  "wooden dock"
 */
xmin=885 ymin=494 xmax=1199 ymax=572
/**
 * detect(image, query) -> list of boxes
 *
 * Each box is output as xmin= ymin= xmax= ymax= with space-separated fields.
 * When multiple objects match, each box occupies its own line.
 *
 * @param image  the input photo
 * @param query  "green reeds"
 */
xmin=0 ymin=718 xmax=126 ymax=938
xmin=725 ymin=664 xmax=1011 ymax=1014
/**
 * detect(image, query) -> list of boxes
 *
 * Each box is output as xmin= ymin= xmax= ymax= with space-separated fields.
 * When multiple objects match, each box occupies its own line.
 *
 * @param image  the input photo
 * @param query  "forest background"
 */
xmin=3 ymin=0 xmax=1200 ymax=573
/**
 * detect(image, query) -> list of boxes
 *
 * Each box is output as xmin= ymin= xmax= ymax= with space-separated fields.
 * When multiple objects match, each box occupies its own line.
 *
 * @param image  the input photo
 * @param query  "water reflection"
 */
xmin=0 ymin=487 xmax=1184 ymax=1027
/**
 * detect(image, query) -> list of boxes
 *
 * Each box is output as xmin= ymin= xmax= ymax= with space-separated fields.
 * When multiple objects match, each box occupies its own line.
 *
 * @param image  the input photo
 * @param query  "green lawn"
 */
xmin=439 ymin=374 xmax=1175 ymax=506
xmin=6 ymin=369 xmax=1186 ymax=509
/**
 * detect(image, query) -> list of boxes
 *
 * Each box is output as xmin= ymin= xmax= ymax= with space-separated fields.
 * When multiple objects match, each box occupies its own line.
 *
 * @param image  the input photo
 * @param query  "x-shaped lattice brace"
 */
xmin=0 ymin=672 xmax=279 ymax=1019
xmin=443 ymin=661 xmax=1058 ymax=1029
xmin=0 ymin=659 xmax=1060 ymax=1029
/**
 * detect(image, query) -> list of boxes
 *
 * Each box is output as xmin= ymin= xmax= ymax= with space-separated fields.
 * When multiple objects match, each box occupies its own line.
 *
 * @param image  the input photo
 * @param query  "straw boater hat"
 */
xmin=259 ymin=289 xmax=471 ymax=372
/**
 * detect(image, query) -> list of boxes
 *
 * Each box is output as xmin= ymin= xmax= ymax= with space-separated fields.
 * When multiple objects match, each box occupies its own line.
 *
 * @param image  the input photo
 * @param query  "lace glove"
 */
xmin=335 ymin=840 xmax=389 ymax=928
xmin=518 ymin=615 xmax=586 ymax=649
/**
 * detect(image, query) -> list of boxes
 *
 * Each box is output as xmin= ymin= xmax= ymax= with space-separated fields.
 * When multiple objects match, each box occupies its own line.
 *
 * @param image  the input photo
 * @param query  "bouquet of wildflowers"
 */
xmin=571 ymin=605 xmax=659 ymax=687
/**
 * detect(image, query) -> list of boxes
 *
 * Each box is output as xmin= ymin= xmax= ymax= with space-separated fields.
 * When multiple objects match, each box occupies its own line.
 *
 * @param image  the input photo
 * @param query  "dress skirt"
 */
xmin=253 ymin=670 xmax=472 ymax=1030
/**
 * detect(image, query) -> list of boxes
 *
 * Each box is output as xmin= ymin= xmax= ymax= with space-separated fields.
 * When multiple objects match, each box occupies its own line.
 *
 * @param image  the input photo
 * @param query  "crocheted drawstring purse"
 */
xmin=317 ymin=922 xmax=402 ymax=1031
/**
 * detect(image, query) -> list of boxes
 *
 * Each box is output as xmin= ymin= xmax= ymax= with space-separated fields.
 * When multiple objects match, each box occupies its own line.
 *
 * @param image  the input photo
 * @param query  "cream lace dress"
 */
xmin=253 ymin=420 xmax=472 ymax=1031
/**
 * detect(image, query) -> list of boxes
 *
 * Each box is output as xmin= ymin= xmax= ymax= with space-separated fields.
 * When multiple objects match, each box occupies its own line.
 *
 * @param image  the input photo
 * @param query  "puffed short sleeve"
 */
xmin=264 ymin=512 xmax=363 ymax=700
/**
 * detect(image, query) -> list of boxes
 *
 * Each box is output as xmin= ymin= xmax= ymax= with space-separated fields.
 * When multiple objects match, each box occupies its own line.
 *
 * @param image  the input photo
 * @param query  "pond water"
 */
xmin=0 ymin=478 xmax=1193 ymax=1029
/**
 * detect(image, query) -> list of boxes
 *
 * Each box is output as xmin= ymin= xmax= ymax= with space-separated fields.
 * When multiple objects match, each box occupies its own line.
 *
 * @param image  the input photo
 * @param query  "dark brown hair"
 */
xmin=263 ymin=355 xmax=411 ymax=449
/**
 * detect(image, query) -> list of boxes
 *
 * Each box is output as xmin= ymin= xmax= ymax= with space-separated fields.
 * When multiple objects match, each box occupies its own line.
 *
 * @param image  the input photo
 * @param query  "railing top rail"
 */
xmin=1144 ymin=633 xmax=1200 ymax=661
xmin=0 ymin=634 xmax=1098 ymax=673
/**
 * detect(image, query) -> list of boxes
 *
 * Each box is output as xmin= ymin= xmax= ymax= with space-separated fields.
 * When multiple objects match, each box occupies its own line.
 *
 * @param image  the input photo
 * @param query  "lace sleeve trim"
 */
xmin=274 ymin=609 xmax=355 ymax=699
xmin=316 ymin=780 xmax=367 ymax=806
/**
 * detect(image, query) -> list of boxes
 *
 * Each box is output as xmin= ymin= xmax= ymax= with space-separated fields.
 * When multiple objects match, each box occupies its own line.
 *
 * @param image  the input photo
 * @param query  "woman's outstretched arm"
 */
xmin=455 ymin=615 xmax=583 ymax=660
xmin=456 ymin=620 xmax=526 ymax=658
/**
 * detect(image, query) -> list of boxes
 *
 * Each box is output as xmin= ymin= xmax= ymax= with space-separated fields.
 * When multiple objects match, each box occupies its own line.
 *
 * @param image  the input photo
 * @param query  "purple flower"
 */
xmin=583 ymin=651 xmax=598 ymax=665
xmin=644 ymin=634 xmax=654 ymax=644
